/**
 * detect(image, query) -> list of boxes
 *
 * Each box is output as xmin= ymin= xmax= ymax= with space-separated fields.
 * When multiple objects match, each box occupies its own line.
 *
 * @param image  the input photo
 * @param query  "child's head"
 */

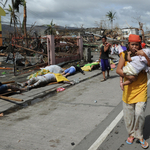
xmin=128 ymin=34 xmax=141 ymax=54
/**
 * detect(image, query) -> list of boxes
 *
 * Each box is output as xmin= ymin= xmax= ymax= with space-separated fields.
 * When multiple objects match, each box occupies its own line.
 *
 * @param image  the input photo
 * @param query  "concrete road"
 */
xmin=97 ymin=78 xmax=150 ymax=150
xmin=0 ymin=67 xmax=123 ymax=150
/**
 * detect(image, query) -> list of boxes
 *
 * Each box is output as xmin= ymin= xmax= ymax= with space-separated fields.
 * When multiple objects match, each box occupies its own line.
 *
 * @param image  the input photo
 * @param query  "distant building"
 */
xmin=121 ymin=28 xmax=139 ymax=39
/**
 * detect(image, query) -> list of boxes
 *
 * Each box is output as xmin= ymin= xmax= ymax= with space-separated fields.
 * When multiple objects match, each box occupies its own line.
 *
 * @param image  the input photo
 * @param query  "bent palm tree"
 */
xmin=14 ymin=0 xmax=27 ymax=37
xmin=0 ymin=0 xmax=8 ymax=7
xmin=106 ymin=11 xmax=116 ymax=29
xmin=5 ymin=4 xmax=18 ymax=26
xmin=44 ymin=20 xmax=56 ymax=35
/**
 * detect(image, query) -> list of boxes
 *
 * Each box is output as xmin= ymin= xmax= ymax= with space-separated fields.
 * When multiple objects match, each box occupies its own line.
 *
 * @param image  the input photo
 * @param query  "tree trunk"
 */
xmin=11 ymin=0 xmax=16 ymax=37
xmin=111 ymin=20 xmax=113 ymax=29
xmin=141 ymin=29 xmax=145 ymax=43
xmin=24 ymin=3 xmax=27 ymax=47
xmin=11 ymin=0 xmax=16 ymax=76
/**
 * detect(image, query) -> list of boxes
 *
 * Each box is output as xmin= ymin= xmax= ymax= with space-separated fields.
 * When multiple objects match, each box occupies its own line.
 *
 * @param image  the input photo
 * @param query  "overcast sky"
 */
xmin=2 ymin=0 xmax=150 ymax=30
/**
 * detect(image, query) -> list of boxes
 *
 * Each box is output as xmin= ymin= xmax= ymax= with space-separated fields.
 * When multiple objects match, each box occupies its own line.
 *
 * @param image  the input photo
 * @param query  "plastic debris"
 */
xmin=57 ymin=87 xmax=65 ymax=92
xmin=0 ymin=75 xmax=6 ymax=77
xmin=73 ymin=78 xmax=79 ymax=84
xmin=2 ymin=71 xmax=6 ymax=75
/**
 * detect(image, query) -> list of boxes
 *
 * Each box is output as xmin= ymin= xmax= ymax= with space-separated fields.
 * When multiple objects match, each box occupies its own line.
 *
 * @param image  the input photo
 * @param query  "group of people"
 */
xmin=0 ymin=61 xmax=100 ymax=94
xmin=1 ymin=33 xmax=150 ymax=149
xmin=0 ymin=58 xmax=102 ymax=94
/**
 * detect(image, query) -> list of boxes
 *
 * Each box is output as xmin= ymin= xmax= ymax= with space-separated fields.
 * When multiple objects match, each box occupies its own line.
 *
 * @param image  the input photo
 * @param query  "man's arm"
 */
xmin=104 ymin=43 xmax=111 ymax=52
xmin=99 ymin=48 xmax=102 ymax=61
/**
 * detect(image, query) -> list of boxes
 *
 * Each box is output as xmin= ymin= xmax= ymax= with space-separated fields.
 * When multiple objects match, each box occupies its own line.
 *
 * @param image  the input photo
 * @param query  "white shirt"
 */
xmin=43 ymin=73 xmax=56 ymax=82
xmin=130 ymin=56 xmax=146 ymax=74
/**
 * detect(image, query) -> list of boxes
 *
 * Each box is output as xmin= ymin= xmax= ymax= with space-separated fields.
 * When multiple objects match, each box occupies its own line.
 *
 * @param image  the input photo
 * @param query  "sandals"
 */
xmin=139 ymin=139 xmax=149 ymax=149
xmin=126 ymin=137 xmax=149 ymax=149
xmin=101 ymin=78 xmax=106 ymax=82
xmin=126 ymin=137 xmax=134 ymax=144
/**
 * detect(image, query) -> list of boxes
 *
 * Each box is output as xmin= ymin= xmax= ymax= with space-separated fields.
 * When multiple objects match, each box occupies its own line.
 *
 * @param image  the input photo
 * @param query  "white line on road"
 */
xmin=88 ymin=110 xmax=123 ymax=150
xmin=88 ymin=78 xmax=150 ymax=150
xmin=148 ymin=79 xmax=150 ymax=85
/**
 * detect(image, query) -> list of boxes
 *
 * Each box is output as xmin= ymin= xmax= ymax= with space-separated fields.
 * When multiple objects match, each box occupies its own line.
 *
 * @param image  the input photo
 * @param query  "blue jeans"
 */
xmin=0 ymin=84 xmax=8 ymax=94
xmin=64 ymin=67 xmax=76 ymax=74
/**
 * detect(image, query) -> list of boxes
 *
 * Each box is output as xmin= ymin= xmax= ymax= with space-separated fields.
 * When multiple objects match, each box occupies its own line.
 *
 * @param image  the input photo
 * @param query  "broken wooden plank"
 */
xmin=0 ymin=91 xmax=14 ymax=96
xmin=0 ymin=96 xmax=23 ymax=102
xmin=0 ymin=53 xmax=7 ymax=56
xmin=23 ymin=62 xmax=48 ymax=70
xmin=47 ymin=82 xmax=58 ymax=85
xmin=0 ymin=67 xmax=13 ymax=70
xmin=2 ymin=81 xmax=15 ymax=84
xmin=14 ymin=44 xmax=47 ymax=56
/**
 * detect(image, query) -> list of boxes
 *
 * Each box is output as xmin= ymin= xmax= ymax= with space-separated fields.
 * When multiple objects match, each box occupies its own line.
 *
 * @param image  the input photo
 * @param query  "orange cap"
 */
xmin=128 ymin=34 xmax=141 ymax=43
xmin=141 ymin=42 xmax=146 ymax=48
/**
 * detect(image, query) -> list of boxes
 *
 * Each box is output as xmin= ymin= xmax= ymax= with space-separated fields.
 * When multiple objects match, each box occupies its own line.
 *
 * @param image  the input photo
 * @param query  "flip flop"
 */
xmin=126 ymin=137 xmax=134 ymax=144
xmin=139 ymin=139 xmax=149 ymax=149
xmin=101 ymin=78 xmax=106 ymax=82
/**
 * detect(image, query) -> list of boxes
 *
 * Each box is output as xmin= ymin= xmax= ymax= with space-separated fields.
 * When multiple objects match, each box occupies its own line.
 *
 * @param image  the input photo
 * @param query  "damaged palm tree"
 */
xmin=6 ymin=4 xmax=18 ymax=31
xmin=106 ymin=11 xmax=116 ymax=29
xmin=13 ymin=0 xmax=27 ymax=46
xmin=0 ymin=0 xmax=8 ymax=7
xmin=44 ymin=20 xmax=56 ymax=35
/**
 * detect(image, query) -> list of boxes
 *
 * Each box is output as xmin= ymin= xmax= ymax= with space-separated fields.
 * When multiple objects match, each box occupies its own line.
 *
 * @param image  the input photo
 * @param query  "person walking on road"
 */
xmin=99 ymin=36 xmax=111 ymax=82
xmin=116 ymin=34 xmax=150 ymax=149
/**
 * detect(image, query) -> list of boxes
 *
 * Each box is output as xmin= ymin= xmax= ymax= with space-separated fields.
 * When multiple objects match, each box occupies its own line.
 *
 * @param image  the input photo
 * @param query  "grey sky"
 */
xmin=2 ymin=0 xmax=150 ymax=30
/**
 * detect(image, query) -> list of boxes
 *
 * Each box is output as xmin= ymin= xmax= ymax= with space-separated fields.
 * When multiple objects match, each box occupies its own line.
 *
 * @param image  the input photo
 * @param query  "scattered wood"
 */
xmin=2 ymin=81 xmax=15 ymax=84
xmin=14 ymin=44 xmax=47 ymax=56
xmin=0 ymin=91 xmax=14 ymax=96
xmin=23 ymin=62 xmax=48 ymax=70
xmin=0 ymin=67 xmax=13 ymax=70
xmin=0 ymin=96 xmax=23 ymax=102
xmin=47 ymin=82 xmax=58 ymax=85
xmin=0 ymin=53 xmax=7 ymax=56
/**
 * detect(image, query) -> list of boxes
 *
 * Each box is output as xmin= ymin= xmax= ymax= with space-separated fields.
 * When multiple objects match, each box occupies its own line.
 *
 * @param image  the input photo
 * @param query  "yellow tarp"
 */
xmin=81 ymin=66 xmax=91 ymax=71
xmin=53 ymin=73 xmax=69 ymax=82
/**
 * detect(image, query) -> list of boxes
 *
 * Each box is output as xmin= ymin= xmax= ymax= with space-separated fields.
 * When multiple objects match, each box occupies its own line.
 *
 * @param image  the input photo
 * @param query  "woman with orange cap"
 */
xmin=116 ymin=34 xmax=150 ymax=149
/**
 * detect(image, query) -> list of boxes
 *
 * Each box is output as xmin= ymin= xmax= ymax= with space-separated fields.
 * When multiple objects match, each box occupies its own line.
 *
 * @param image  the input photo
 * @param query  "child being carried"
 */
xmin=120 ymin=49 xmax=150 ymax=91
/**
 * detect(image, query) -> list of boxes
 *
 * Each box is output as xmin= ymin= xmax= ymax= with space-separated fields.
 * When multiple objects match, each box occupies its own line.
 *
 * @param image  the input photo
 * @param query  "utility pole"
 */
xmin=12 ymin=0 xmax=16 ymax=75
xmin=139 ymin=22 xmax=145 ymax=43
